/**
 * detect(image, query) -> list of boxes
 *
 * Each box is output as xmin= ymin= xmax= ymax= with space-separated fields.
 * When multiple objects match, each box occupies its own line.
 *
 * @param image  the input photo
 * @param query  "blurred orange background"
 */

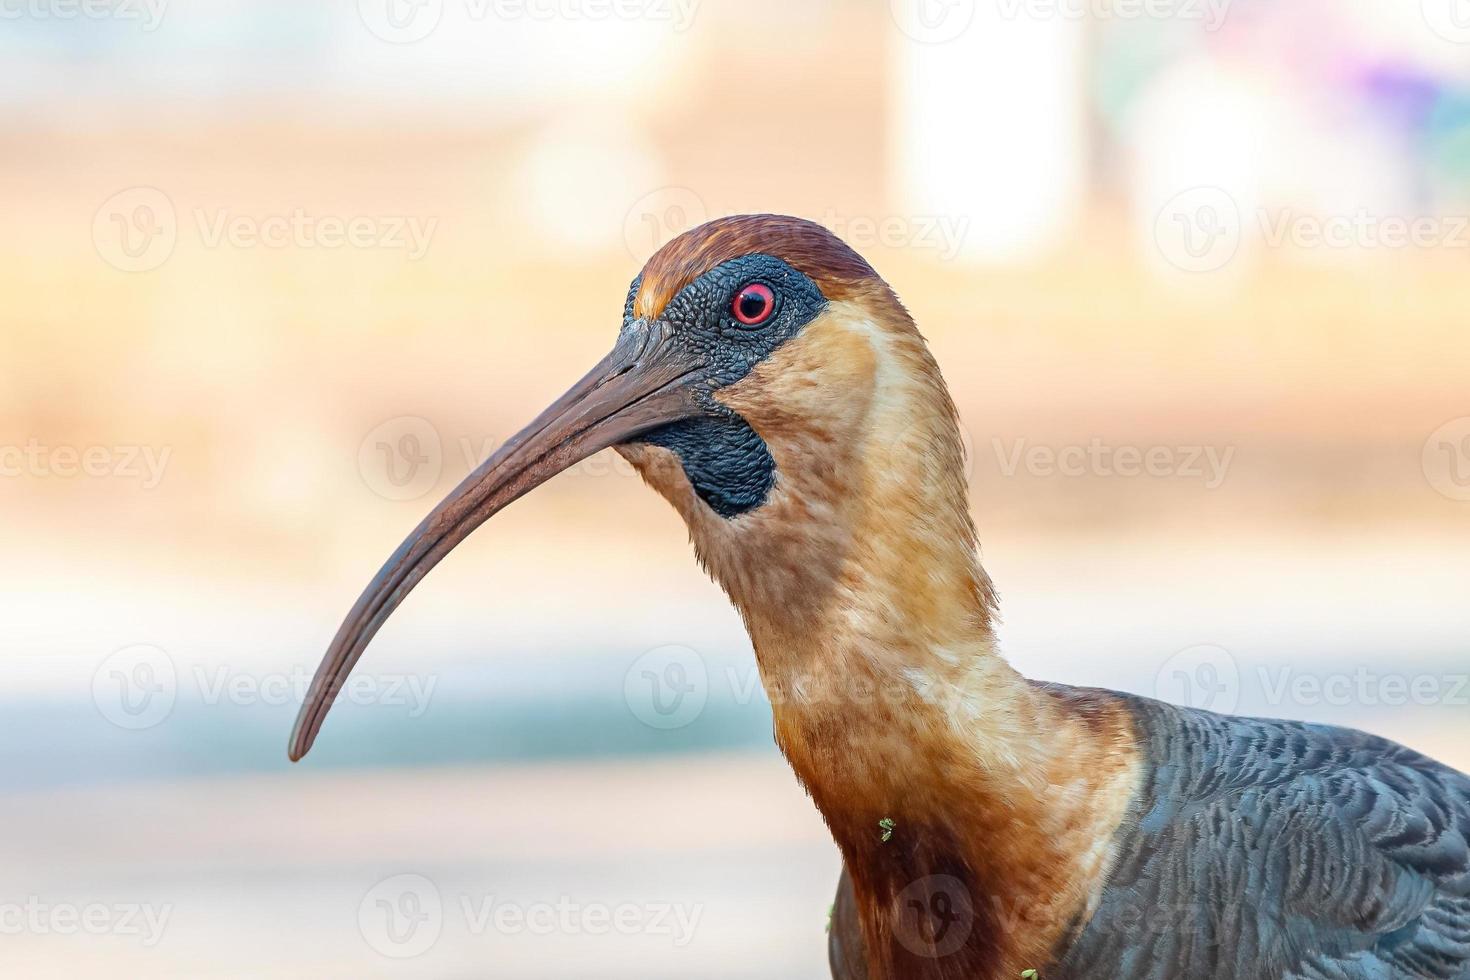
xmin=1 ymin=0 xmax=1468 ymax=975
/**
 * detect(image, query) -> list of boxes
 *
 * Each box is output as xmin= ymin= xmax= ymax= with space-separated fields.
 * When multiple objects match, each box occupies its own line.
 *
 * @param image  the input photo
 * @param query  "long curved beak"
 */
xmin=289 ymin=321 xmax=700 ymax=762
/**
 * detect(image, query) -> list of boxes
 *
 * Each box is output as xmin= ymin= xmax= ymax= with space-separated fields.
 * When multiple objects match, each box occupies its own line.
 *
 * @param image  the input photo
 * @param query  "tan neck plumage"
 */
xmin=619 ymin=289 xmax=1140 ymax=976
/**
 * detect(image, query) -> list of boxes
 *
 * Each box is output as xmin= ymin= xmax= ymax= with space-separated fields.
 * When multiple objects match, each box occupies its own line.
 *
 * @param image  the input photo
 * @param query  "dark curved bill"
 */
xmin=289 ymin=321 xmax=701 ymax=762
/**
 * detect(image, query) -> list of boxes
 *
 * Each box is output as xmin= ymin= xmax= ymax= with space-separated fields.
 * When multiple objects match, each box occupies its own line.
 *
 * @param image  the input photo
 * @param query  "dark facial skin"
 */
xmin=623 ymin=254 xmax=829 ymax=517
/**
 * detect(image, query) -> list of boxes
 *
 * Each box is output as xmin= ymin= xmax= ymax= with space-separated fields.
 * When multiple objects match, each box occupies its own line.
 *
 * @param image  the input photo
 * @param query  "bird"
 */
xmin=290 ymin=214 xmax=1470 ymax=979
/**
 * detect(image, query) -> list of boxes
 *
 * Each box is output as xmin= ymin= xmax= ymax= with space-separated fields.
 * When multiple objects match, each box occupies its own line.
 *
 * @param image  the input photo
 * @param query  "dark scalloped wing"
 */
xmin=1056 ymin=694 xmax=1470 ymax=979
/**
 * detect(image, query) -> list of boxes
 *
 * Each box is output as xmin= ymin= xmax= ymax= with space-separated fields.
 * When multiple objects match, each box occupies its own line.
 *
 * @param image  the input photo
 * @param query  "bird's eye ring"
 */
xmin=731 ymin=283 xmax=776 ymax=327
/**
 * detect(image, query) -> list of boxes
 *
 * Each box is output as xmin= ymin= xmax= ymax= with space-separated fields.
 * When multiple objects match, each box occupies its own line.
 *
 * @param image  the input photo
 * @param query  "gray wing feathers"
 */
xmin=1071 ymin=697 xmax=1470 ymax=979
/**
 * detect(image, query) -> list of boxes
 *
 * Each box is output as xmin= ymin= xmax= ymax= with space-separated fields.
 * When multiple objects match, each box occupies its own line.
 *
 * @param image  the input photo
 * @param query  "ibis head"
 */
xmin=289 ymin=213 xmax=995 ymax=762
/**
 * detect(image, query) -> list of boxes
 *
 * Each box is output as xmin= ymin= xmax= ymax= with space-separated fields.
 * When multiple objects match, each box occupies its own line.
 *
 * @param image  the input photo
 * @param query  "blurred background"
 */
xmin=2 ymin=0 xmax=1468 ymax=975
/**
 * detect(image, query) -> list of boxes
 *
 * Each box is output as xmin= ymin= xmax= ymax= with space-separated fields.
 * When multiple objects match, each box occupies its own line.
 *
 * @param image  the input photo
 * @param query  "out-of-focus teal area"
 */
xmin=1 ymin=656 xmax=774 ymax=791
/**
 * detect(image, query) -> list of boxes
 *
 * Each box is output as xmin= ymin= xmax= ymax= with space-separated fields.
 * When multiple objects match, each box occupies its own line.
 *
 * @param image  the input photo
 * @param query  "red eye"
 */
xmin=732 ymin=283 xmax=776 ymax=326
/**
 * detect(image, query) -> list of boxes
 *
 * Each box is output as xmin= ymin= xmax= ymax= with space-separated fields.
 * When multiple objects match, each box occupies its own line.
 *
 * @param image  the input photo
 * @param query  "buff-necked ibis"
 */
xmin=290 ymin=215 xmax=1470 ymax=979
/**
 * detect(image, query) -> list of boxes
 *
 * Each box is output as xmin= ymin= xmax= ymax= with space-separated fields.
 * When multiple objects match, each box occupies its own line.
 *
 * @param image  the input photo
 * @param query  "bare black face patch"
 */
xmin=620 ymin=254 xmax=828 ymax=518
xmin=639 ymin=415 xmax=775 ymax=518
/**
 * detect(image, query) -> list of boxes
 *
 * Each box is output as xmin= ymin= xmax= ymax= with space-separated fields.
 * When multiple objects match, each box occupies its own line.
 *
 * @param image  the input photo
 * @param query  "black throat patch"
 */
xmin=639 ymin=415 xmax=775 ymax=518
